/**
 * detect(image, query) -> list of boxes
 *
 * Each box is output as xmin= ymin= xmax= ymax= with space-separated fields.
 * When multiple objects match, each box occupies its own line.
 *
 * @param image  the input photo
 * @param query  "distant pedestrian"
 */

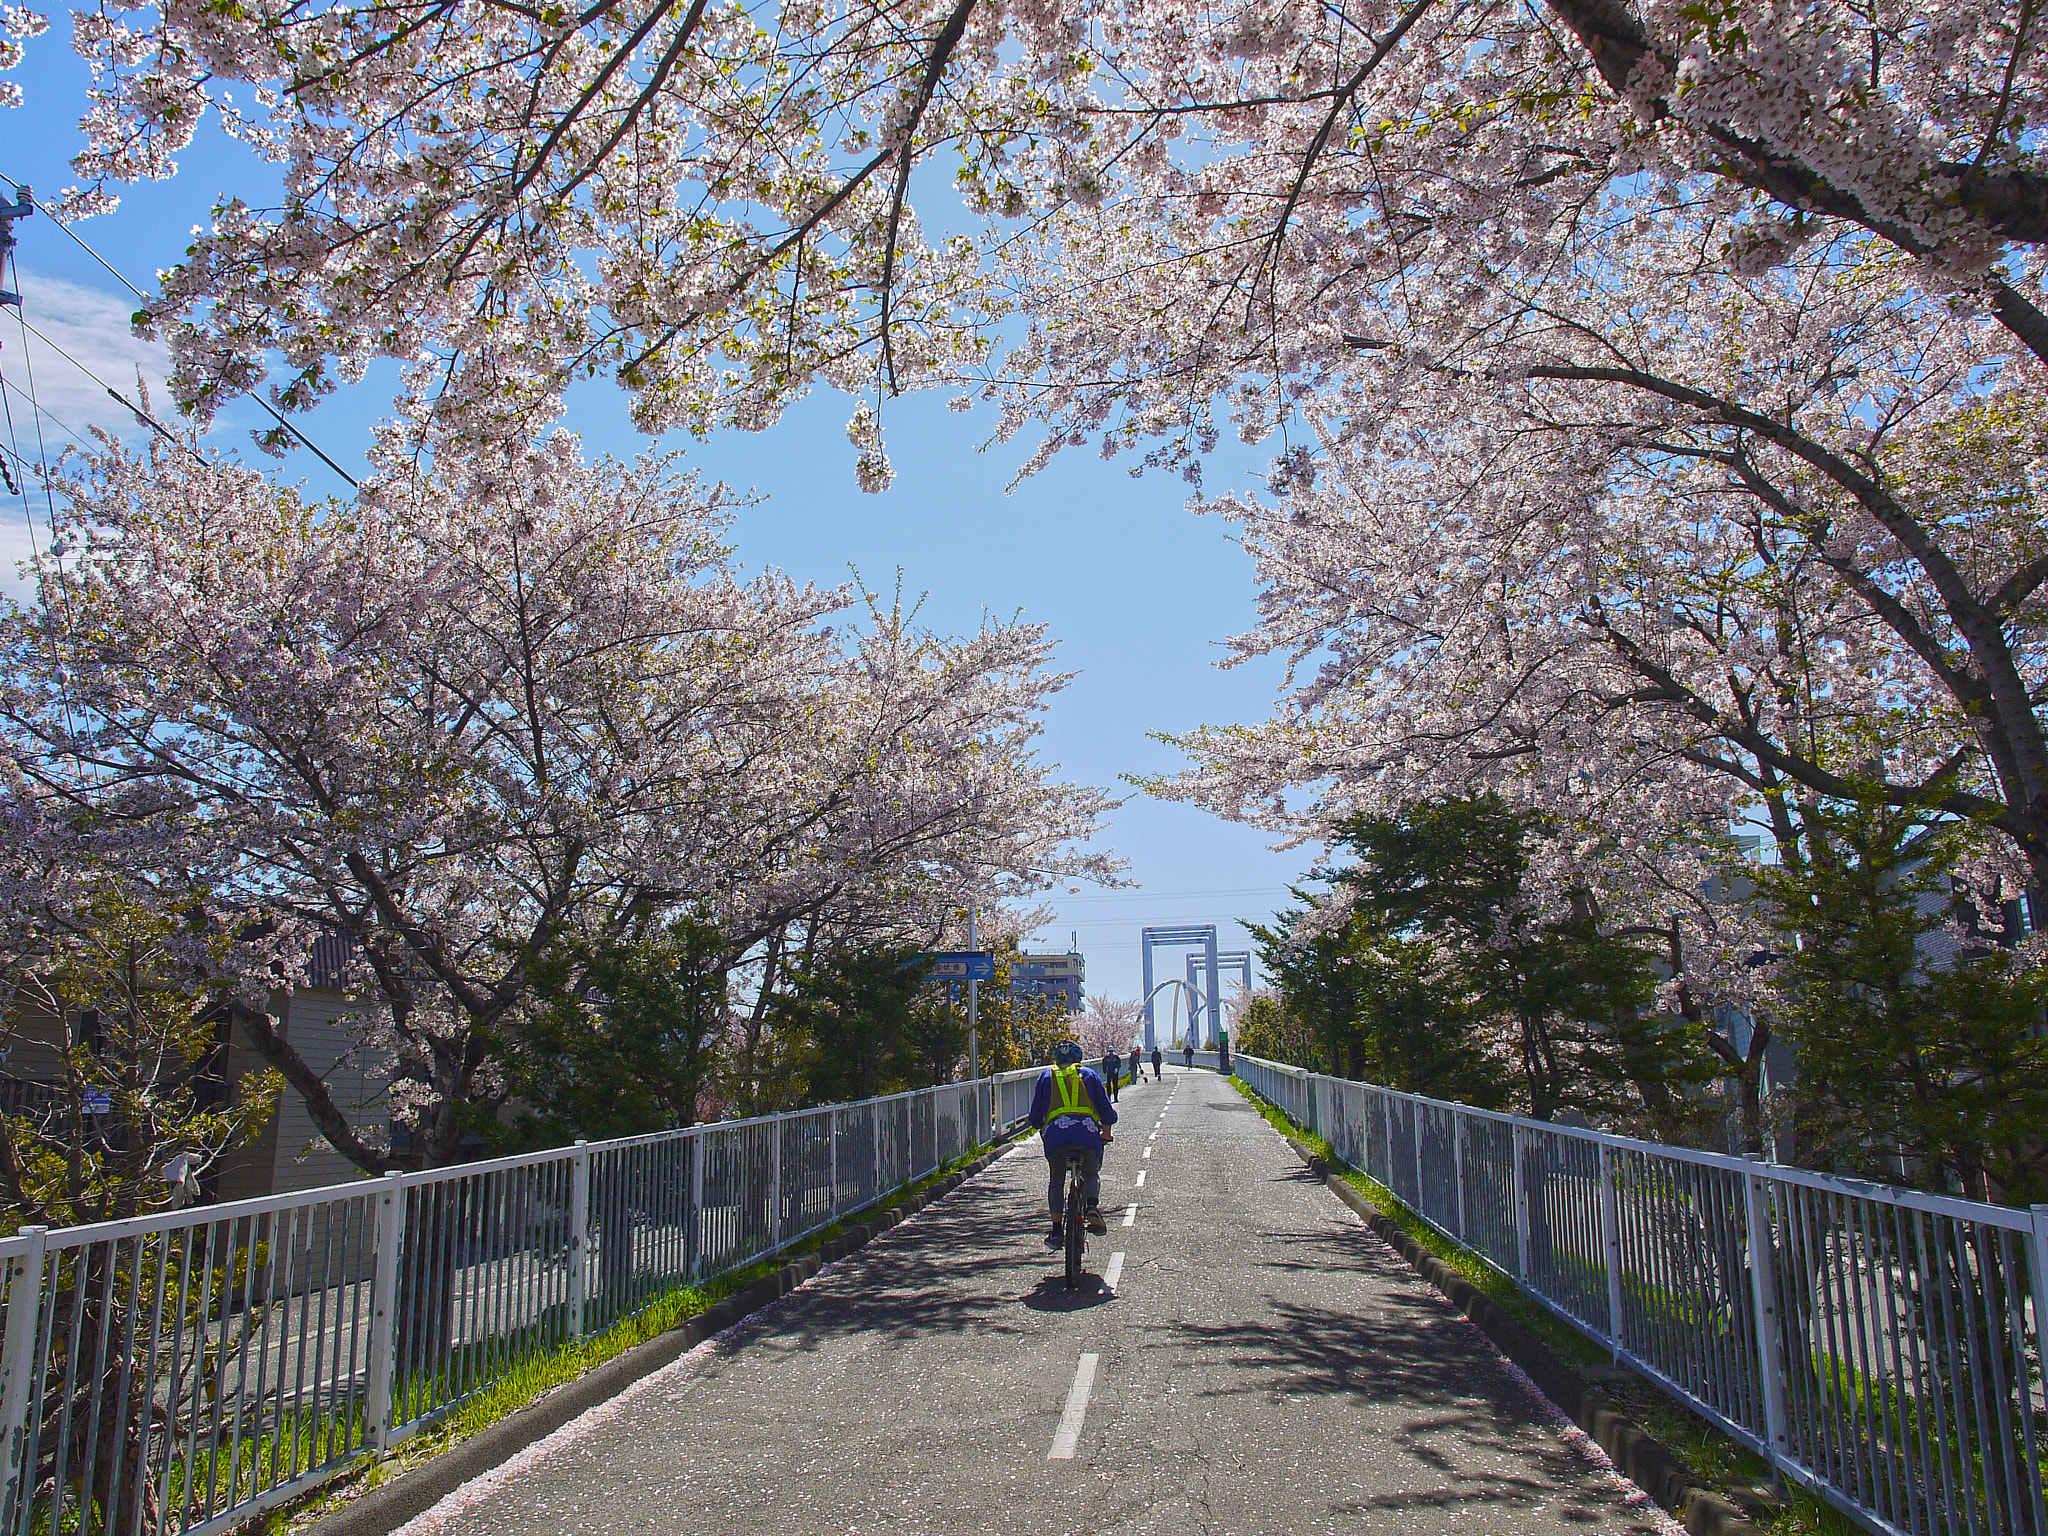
xmin=1182 ymin=1041 xmax=1194 ymax=1069
xmin=1100 ymin=1050 xmax=1122 ymax=1102
xmin=1127 ymin=1045 xmax=1142 ymax=1088
xmin=1151 ymin=1046 xmax=1163 ymax=1081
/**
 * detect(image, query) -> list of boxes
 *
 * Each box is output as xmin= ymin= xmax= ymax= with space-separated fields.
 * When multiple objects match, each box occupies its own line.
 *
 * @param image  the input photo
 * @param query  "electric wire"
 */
xmin=12 ymin=310 xmax=202 ymax=463
xmin=1 ymin=239 xmax=85 ymax=751
xmin=0 ymin=375 xmax=90 ymax=451
xmin=0 ymin=173 xmax=360 ymax=490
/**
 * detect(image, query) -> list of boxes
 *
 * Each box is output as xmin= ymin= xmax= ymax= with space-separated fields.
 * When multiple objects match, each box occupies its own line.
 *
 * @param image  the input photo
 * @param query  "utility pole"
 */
xmin=0 ymin=184 xmax=29 ymax=294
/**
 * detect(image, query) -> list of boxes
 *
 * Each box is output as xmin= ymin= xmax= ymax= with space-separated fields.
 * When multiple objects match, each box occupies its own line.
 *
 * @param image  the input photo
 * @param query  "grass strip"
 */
xmin=269 ymin=1137 xmax=1010 ymax=1535
xmin=1231 ymin=1078 xmax=1862 ymax=1536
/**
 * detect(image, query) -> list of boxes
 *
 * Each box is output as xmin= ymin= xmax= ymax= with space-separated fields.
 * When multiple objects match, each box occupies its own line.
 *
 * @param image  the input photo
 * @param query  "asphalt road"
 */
xmin=399 ymin=1068 xmax=1676 ymax=1536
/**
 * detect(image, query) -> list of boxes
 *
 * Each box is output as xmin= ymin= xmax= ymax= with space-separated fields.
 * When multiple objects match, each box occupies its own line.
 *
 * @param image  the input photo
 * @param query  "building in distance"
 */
xmin=1009 ymin=947 xmax=1084 ymax=1014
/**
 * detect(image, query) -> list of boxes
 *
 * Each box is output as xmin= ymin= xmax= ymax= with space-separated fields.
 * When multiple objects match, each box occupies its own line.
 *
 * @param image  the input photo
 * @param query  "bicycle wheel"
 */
xmin=1063 ymin=1165 xmax=1085 ymax=1288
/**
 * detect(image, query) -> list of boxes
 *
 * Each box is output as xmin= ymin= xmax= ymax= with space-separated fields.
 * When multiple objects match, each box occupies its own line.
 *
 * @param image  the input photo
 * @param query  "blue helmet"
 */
xmin=1052 ymin=1041 xmax=1083 ymax=1066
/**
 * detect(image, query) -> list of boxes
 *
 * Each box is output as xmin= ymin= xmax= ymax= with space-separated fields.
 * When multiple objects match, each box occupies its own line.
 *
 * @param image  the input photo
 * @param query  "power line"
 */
xmin=0 ymin=174 xmax=149 ymax=303
xmin=1043 ymin=886 xmax=1305 ymax=904
xmin=0 ymin=201 xmax=87 ymax=751
xmin=13 ymin=311 xmax=201 ymax=463
xmin=0 ymin=374 xmax=91 ymax=450
xmin=0 ymin=174 xmax=359 ymax=490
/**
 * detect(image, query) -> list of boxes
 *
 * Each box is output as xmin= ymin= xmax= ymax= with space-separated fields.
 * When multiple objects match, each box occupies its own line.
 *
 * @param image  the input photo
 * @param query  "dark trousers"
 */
xmin=1046 ymin=1143 xmax=1102 ymax=1216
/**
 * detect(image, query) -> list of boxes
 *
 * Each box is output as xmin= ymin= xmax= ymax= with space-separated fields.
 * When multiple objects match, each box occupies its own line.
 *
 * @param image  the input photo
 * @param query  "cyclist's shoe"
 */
xmin=1085 ymin=1205 xmax=1108 ymax=1235
xmin=1045 ymin=1224 xmax=1064 ymax=1249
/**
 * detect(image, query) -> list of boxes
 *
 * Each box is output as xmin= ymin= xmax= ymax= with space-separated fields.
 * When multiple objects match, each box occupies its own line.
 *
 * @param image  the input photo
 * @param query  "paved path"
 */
xmin=402 ymin=1069 xmax=1674 ymax=1536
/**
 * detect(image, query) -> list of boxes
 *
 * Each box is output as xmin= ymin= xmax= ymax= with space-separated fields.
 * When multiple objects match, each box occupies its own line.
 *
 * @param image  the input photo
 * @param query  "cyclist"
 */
xmin=1029 ymin=1041 xmax=1116 ymax=1248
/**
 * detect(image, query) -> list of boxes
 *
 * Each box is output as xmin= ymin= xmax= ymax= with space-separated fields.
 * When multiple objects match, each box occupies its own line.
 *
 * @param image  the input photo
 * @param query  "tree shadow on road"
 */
xmin=707 ymin=1155 xmax=1063 ymax=1351
xmin=1242 ymin=1227 xmax=1410 ymax=1279
xmin=1158 ymin=1293 xmax=1640 ymax=1527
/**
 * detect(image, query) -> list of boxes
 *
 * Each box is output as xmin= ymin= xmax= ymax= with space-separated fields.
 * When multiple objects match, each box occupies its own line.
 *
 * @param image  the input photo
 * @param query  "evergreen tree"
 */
xmin=1269 ymin=798 xmax=1715 ymax=1123
xmin=768 ymin=946 xmax=933 ymax=1104
xmin=498 ymin=915 xmax=731 ymax=1144
xmin=1760 ymin=803 xmax=2048 ymax=1203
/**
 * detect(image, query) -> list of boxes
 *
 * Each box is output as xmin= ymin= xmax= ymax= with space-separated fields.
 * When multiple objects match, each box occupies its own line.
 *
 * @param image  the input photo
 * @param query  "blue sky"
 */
xmin=0 ymin=27 xmax=1326 ymax=1007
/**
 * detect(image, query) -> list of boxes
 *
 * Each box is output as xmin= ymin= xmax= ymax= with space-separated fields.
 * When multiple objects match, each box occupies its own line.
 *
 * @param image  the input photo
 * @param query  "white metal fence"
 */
xmin=1232 ymin=1054 xmax=2048 ymax=1536
xmin=0 ymin=1070 xmax=1040 ymax=1536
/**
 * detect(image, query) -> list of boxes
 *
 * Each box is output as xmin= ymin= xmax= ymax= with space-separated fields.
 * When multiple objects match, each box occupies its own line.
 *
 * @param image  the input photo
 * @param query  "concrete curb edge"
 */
xmin=1279 ymin=1133 xmax=1761 ymax=1536
xmin=301 ymin=1133 xmax=1026 ymax=1536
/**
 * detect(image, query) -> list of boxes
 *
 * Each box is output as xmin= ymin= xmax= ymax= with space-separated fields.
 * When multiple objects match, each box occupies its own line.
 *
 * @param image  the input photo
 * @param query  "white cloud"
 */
xmin=0 ymin=503 xmax=55 ymax=605
xmin=0 ymin=270 xmax=175 ymax=602
xmin=2 ymin=267 xmax=173 ymax=451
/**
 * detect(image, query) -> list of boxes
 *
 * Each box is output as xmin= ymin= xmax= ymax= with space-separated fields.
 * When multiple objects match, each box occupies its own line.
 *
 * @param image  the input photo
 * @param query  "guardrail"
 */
xmin=0 ymin=1070 xmax=1041 ymax=1536
xmin=1232 ymin=1054 xmax=2048 ymax=1536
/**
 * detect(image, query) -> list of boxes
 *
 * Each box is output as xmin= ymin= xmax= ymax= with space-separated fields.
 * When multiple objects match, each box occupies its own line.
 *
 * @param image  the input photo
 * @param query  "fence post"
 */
xmin=1409 ymin=1105 xmax=1425 ymax=1228
xmin=1382 ymin=1090 xmax=1396 ymax=1191
xmin=1746 ymin=1171 xmax=1792 ymax=1471
xmin=566 ymin=1142 xmax=589 ymax=1341
xmin=0 ymin=1227 xmax=48 ymax=1526
xmin=1454 ymin=1115 xmax=1468 ymax=1241
xmin=769 ymin=1115 xmax=783 ymax=1250
xmin=687 ymin=1129 xmax=706 ymax=1282
xmin=1598 ymin=1141 xmax=1626 ymax=1361
xmin=2025 ymin=1202 xmax=2048 ymax=1469
xmin=830 ymin=1109 xmax=841 ymax=1221
xmin=366 ymin=1173 xmax=407 ymax=1452
xmin=1512 ymin=1124 xmax=1531 ymax=1281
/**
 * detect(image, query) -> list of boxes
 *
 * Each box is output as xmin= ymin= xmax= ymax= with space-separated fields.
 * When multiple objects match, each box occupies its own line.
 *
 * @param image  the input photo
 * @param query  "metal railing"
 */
xmin=1232 ymin=1054 xmax=2048 ymax=1536
xmin=0 ymin=1071 xmax=1040 ymax=1536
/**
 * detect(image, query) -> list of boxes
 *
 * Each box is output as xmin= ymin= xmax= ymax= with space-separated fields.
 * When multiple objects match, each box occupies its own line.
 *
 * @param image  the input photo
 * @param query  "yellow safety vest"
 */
xmin=1049 ymin=1066 xmax=1099 ymax=1121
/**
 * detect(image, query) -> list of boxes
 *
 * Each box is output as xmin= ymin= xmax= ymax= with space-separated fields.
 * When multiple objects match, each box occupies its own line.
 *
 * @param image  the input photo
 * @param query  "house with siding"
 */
xmin=1 ymin=929 xmax=393 ymax=1205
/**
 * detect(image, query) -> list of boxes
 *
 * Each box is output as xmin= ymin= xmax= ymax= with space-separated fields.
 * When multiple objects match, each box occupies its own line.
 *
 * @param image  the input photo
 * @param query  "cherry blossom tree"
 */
xmin=5 ymin=0 xmax=2034 ymax=479
xmin=34 ymin=0 xmax=1043 ymax=473
xmin=1109 ymin=203 xmax=2046 ymax=1045
xmin=0 ymin=431 xmax=1116 ymax=1168
xmin=1073 ymin=993 xmax=1142 ymax=1057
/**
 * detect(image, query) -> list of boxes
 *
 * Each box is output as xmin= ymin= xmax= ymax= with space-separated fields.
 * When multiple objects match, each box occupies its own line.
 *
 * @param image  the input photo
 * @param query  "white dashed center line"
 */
xmin=1141 ymin=1146 xmax=1152 ymax=1158
xmin=1121 ymin=1203 xmax=1137 ymax=1227
xmin=1047 ymin=1354 xmax=1100 ymax=1460
xmin=1103 ymin=1251 xmax=1125 ymax=1290
xmin=1134 ymin=1169 xmax=1147 ymax=1187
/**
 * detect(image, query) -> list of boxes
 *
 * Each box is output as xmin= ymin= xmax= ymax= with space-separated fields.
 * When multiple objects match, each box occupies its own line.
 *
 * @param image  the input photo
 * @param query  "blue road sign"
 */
xmin=920 ymin=951 xmax=995 ymax=981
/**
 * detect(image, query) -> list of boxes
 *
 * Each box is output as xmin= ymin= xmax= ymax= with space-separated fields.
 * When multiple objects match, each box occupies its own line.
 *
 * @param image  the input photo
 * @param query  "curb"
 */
xmin=304 ymin=1133 xmax=1026 ymax=1536
xmin=1280 ymin=1133 xmax=1761 ymax=1536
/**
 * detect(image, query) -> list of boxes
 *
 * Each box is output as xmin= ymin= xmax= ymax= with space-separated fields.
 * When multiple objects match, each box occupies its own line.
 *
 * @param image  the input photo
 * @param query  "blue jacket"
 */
xmin=1028 ymin=1066 xmax=1117 ymax=1153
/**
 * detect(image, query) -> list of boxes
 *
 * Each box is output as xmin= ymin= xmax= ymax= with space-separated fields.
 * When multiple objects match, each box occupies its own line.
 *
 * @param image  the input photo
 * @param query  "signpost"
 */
xmin=921 ymin=951 xmax=995 ymax=981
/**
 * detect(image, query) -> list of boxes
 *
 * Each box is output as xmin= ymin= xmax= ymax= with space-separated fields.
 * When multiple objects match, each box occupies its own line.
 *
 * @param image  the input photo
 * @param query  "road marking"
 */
xmin=1147 ymin=1131 xmax=1157 ymax=1142
xmin=1122 ymin=1203 xmax=1137 ymax=1227
xmin=1141 ymin=1146 xmax=1152 ymax=1158
xmin=1048 ymin=1353 xmax=1100 ymax=1460
xmin=1103 ymin=1251 xmax=1125 ymax=1289
xmin=1134 ymin=1169 xmax=1147 ymax=1186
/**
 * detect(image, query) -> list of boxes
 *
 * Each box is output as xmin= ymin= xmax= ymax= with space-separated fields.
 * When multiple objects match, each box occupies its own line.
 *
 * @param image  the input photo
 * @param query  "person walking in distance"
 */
xmin=1100 ymin=1048 xmax=1122 ymax=1102
xmin=1029 ymin=1042 xmax=1115 ymax=1246
xmin=1151 ymin=1045 xmax=1163 ymax=1081
xmin=1127 ymin=1045 xmax=1143 ymax=1089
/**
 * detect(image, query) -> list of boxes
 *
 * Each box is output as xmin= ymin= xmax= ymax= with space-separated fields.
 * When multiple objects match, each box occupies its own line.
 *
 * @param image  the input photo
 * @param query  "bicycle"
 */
xmin=1057 ymin=1149 xmax=1088 ymax=1289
